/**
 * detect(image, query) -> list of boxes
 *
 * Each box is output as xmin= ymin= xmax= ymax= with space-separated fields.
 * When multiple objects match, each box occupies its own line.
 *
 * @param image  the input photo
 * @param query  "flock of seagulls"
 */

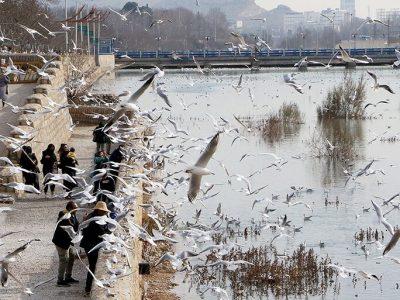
xmin=1 ymin=6 xmax=400 ymax=300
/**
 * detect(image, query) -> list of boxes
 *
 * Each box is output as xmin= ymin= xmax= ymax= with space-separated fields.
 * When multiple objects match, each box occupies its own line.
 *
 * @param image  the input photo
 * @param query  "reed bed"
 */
xmin=317 ymin=75 xmax=367 ymax=119
xmin=247 ymin=103 xmax=304 ymax=144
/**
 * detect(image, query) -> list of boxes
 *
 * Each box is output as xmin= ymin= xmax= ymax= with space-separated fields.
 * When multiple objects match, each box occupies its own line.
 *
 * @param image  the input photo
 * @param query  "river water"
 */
xmin=94 ymin=66 xmax=400 ymax=299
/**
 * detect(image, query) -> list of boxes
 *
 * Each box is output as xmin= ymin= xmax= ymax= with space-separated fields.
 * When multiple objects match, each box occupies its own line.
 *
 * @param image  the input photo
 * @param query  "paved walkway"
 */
xmin=0 ymin=126 xmax=97 ymax=299
xmin=0 ymin=84 xmax=35 ymax=157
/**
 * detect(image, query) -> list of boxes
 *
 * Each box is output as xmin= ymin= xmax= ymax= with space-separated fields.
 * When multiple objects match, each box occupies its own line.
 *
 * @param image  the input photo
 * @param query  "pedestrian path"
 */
xmin=0 ymin=126 xmax=96 ymax=299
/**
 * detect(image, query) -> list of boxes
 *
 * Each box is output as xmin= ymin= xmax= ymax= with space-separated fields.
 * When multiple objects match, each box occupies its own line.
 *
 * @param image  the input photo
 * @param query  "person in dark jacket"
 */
xmin=19 ymin=146 xmax=39 ymax=190
xmin=94 ymin=150 xmax=108 ymax=170
xmin=93 ymin=172 xmax=116 ymax=203
xmin=80 ymin=201 xmax=111 ymax=296
xmin=52 ymin=201 xmax=80 ymax=287
xmin=93 ymin=122 xmax=111 ymax=154
xmin=41 ymin=144 xmax=57 ymax=196
xmin=58 ymin=144 xmax=69 ymax=173
xmin=0 ymin=69 xmax=10 ymax=107
xmin=108 ymin=145 xmax=125 ymax=178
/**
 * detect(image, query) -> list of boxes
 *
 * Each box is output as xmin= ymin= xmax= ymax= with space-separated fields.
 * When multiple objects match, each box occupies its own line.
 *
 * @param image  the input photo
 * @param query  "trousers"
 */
xmin=56 ymin=246 xmax=75 ymax=281
xmin=85 ymin=250 xmax=99 ymax=292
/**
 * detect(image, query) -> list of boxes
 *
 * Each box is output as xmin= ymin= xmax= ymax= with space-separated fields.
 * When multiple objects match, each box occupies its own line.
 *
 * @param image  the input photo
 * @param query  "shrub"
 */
xmin=249 ymin=103 xmax=304 ymax=144
xmin=317 ymin=74 xmax=366 ymax=119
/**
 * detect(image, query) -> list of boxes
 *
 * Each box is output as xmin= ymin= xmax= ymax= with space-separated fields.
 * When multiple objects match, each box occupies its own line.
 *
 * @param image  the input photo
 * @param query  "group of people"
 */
xmin=17 ymin=122 xmax=127 ymax=295
xmin=52 ymin=200 xmax=111 ymax=296
xmin=19 ymin=144 xmax=79 ymax=196
xmin=50 ymin=129 xmax=126 ymax=296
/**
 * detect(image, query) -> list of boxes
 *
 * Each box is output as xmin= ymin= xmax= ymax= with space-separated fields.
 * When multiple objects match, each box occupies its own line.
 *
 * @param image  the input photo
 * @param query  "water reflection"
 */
xmin=310 ymin=118 xmax=365 ymax=186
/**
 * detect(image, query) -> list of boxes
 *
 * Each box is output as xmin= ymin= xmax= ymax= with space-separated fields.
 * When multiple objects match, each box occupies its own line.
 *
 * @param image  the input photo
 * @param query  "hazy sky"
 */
xmin=255 ymin=0 xmax=399 ymax=18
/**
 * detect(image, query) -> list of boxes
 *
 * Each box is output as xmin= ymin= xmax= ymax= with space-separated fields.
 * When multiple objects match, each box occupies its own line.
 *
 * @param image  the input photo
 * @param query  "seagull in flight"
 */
xmin=338 ymin=45 xmax=369 ymax=65
xmin=18 ymin=24 xmax=47 ymax=40
xmin=108 ymin=8 xmax=134 ymax=21
xmin=187 ymin=133 xmax=220 ymax=202
xmin=149 ymin=19 xmax=173 ymax=28
xmin=366 ymin=70 xmax=395 ymax=94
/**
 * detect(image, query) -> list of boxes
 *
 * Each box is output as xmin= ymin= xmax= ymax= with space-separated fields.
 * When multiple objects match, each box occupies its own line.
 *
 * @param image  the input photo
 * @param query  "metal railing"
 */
xmin=115 ymin=48 xmax=397 ymax=60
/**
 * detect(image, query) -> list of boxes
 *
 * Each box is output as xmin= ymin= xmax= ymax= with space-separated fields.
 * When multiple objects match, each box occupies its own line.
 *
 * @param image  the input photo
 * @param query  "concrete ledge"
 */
xmin=33 ymin=84 xmax=51 ymax=95
xmin=26 ymin=93 xmax=47 ymax=105
xmin=70 ymin=106 xmax=114 ymax=125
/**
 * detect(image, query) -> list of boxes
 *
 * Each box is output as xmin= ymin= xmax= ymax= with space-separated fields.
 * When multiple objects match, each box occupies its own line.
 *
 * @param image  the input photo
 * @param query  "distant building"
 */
xmin=284 ymin=12 xmax=304 ymax=32
xmin=320 ymin=8 xmax=351 ymax=29
xmin=340 ymin=0 xmax=356 ymax=16
xmin=376 ymin=8 xmax=400 ymax=21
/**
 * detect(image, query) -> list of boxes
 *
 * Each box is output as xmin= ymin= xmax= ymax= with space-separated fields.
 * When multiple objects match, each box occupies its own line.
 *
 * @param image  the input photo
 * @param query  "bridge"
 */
xmin=114 ymin=48 xmax=398 ymax=69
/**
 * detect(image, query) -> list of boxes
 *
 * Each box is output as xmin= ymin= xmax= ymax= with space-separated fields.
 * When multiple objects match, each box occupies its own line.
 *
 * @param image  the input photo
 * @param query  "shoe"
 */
xmin=57 ymin=280 xmax=71 ymax=287
xmin=65 ymin=277 xmax=79 ymax=284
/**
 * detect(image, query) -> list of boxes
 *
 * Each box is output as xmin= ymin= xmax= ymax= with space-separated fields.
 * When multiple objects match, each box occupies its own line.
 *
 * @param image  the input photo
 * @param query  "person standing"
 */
xmin=92 ymin=122 xmax=110 ymax=153
xmin=52 ymin=201 xmax=80 ymax=287
xmin=80 ymin=201 xmax=111 ymax=297
xmin=109 ymin=145 xmax=124 ymax=178
xmin=94 ymin=150 xmax=108 ymax=170
xmin=0 ymin=68 xmax=9 ymax=108
xmin=41 ymin=144 xmax=57 ymax=196
xmin=58 ymin=144 xmax=74 ymax=192
xmin=63 ymin=147 xmax=78 ymax=191
xmin=19 ymin=146 xmax=40 ymax=190
xmin=93 ymin=172 xmax=116 ymax=203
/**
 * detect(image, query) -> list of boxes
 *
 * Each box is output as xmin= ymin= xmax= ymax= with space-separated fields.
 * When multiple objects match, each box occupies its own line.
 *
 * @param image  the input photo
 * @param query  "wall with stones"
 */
xmin=0 ymin=59 xmax=72 ymax=192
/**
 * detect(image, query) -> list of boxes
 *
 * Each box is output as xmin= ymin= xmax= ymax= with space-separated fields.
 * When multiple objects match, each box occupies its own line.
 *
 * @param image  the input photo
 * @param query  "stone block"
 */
xmin=33 ymin=84 xmax=51 ymax=95
xmin=26 ymin=93 xmax=47 ymax=105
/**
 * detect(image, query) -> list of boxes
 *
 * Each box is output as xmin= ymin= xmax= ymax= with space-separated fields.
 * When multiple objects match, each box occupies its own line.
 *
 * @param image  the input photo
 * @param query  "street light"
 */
xmin=204 ymin=36 xmax=211 ymax=51
xmin=155 ymin=36 xmax=162 ymax=52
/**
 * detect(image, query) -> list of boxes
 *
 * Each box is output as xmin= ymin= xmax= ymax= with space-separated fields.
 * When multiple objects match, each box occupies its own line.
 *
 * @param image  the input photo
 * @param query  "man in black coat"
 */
xmin=80 ymin=201 xmax=111 ymax=296
xmin=52 ymin=201 xmax=80 ymax=287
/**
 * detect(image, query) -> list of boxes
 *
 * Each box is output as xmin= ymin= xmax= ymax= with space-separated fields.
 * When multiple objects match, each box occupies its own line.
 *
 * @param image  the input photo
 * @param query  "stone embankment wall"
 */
xmin=0 ymin=59 xmax=72 ymax=191
xmin=0 ymin=54 xmax=115 ymax=192
xmin=91 ymin=137 xmax=145 ymax=300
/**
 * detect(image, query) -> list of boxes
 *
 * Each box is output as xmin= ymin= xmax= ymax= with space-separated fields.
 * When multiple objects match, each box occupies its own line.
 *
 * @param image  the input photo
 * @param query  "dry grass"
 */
xmin=249 ymin=103 xmax=304 ymax=144
xmin=194 ymin=244 xmax=336 ymax=299
xmin=317 ymin=74 xmax=367 ymax=119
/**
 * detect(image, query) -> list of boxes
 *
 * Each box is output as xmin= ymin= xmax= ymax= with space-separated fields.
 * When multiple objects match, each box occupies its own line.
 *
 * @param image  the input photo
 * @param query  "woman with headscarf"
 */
xmin=19 ymin=146 xmax=39 ymax=190
xmin=41 ymin=144 xmax=57 ymax=196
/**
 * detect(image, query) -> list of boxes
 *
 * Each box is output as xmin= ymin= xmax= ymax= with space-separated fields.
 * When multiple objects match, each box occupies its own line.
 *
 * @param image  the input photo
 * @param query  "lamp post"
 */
xmin=155 ymin=36 xmax=161 ymax=52
xmin=204 ymin=36 xmax=210 ymax=50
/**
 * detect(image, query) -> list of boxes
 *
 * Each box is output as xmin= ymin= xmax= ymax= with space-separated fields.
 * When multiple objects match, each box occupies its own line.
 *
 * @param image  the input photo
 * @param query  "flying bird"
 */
xmin=366 ymin=70 xmax=395 ymax=94
xmin=187 ymin=133 xmax=220 ymax=202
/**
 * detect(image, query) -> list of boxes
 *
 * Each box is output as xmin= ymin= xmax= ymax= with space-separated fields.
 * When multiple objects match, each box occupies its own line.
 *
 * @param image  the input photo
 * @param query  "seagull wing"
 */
xmin=383 ymin=230 xmax=400 ymax=255
xmin=156 ymin=87 xmax=172 ymax=107
xmin=395 ymin=49 xmax=400 ymax=61
xmin=128 ymin=75 xmax=155 ymax=103
xmin=367 ymin=70 xmax=378 ymax=85
xmin=195 ymin=133 xmax=220 ymax=167
xmin=0 ymin=156 xmax=14 ymax=166
xmin=108 ymin=7 xmax=123 ymax=18
xmin=379 ymin=84 xmax=395 ymax=94
xmin=371 ymin=200 xmax=383 ymax=222
xmin=188 ymin=173 xmax=202 ymax=202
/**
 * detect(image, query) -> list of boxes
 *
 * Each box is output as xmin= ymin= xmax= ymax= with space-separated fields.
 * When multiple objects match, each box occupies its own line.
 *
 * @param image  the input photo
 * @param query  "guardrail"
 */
xmin=115 ymin=48 xmax=398 ymax=60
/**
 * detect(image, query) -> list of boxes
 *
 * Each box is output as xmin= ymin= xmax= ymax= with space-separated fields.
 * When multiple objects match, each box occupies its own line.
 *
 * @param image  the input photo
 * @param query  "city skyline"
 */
xmin=255 ymin=0 xmax=399 ymax=18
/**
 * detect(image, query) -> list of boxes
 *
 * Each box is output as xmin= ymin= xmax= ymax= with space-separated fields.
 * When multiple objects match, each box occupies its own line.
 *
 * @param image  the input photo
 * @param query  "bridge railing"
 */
xmin=116 ymin=48 xmax=397 ymax=60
